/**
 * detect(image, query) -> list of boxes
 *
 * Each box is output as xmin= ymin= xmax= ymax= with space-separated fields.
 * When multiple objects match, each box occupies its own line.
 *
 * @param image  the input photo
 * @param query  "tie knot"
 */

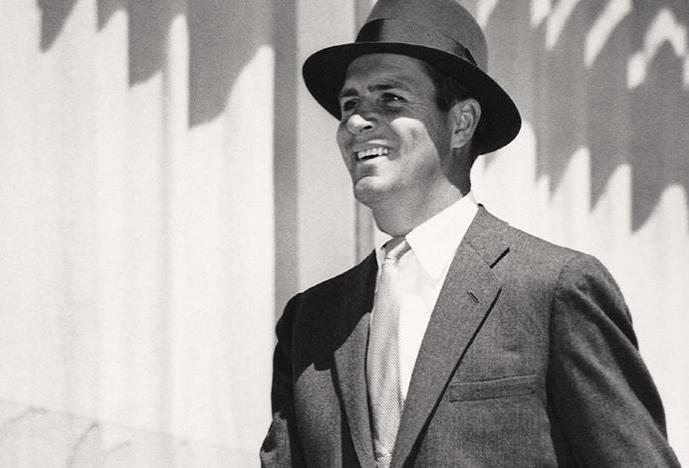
xmin=384 ymin=237 xmax=410 ymax=262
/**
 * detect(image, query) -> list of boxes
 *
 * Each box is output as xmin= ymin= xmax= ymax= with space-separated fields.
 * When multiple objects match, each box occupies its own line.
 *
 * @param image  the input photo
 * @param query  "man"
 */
xmin=261 ymin=0 xmax=680 ymax=466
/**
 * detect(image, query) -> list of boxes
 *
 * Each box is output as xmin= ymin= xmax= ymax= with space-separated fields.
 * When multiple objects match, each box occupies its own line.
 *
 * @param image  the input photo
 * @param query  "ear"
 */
xmin=449 ymin=98 xmax=481 ymax=150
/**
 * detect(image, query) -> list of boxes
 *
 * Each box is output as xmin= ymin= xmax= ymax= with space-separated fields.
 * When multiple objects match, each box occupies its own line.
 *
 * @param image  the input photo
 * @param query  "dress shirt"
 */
xmin=374 ymin=193 xmax=478 ymax=400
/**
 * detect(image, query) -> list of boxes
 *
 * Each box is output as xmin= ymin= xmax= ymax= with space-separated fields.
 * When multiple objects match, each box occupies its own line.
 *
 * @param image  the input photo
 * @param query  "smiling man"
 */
xmin=336 ymin=54 xmax=475 ymax=236
xmin=260 ymin=1 xmax=679 ymax=467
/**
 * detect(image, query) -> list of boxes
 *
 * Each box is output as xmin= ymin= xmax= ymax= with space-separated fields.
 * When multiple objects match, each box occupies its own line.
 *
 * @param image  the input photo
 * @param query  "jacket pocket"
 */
xmin=449 ymin=374 xmax=538 ymax=401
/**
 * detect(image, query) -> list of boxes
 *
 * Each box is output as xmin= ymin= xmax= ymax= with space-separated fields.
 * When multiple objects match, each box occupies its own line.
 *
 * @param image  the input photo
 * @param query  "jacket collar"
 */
xmin=392 ymin=206 xmax=511 ymax=466
xmin=332 ymin=206 xmax=512 ymax=467
xmin=331 ymin=252 xmax=378 ymax=466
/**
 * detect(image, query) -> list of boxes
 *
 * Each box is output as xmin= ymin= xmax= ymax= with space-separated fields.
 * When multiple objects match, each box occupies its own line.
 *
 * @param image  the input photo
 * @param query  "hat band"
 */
xmin=356 ymin=19 xmax=477 ymax=67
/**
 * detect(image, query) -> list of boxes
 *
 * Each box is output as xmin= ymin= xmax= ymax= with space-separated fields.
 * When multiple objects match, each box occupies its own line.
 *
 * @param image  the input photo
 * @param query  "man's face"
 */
xmin=336 ymin=53 xmax=456 ymax=208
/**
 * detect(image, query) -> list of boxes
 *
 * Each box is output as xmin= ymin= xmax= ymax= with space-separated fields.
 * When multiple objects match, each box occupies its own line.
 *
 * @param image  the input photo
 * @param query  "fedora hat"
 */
xmin=302 ymin=0 xmax=521 ymax=155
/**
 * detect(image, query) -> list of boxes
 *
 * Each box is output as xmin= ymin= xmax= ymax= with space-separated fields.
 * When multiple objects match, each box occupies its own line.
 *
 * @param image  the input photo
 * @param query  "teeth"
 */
xmin=356 ymin=147 xmax=390 ymax=160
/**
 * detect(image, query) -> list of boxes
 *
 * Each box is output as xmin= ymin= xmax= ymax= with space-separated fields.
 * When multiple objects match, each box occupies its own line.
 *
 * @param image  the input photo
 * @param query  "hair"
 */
xmin=419 ymin=61 xmax=472 ymax=112
xmin=420 ymin=60 xmax=481 ymax=162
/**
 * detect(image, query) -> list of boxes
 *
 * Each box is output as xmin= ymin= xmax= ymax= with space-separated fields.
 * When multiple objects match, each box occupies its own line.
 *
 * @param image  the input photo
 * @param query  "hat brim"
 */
xmin=303 ymin=42 xmax=521 ymax=155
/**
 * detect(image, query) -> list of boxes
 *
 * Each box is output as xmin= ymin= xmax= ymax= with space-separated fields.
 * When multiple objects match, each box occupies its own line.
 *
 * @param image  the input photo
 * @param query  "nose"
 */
xmin=345 ymin=113 xmax=376 ymax=135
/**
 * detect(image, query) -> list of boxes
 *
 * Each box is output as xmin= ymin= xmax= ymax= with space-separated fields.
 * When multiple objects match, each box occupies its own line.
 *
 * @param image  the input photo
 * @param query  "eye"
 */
xmin=381 ymin=92 xmax=404 ymax=104
xmin=340 ymin=98 xmax=358 ymax=114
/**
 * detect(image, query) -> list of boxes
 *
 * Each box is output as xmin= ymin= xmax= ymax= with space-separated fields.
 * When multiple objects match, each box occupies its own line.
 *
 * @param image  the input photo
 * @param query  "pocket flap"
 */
xmin=449 ymin=374 xmax=538 ymax=401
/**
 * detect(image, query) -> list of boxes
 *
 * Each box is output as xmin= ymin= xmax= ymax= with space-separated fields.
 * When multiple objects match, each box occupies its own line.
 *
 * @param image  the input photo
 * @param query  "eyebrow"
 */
xmin=338 ymin=80 xmax=413 ymax=100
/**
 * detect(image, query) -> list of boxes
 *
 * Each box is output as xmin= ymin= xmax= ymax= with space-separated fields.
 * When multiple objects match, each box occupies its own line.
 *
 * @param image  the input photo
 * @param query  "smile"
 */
xmin=355 ymin=146 xmax=390 ymax=160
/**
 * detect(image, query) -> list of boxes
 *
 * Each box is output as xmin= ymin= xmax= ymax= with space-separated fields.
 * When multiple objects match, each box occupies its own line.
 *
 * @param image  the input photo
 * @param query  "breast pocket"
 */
xmin=448 ymin=374 xmax=538 ymax=402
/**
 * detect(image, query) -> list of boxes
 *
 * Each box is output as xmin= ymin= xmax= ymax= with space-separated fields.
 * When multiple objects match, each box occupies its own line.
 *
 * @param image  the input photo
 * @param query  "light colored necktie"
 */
xmin=367 ymin=237 xmax=410 ymax=467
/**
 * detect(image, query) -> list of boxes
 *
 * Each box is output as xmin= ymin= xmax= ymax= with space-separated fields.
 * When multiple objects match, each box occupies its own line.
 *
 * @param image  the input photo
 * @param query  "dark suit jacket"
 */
xmin=260 ymin=207 xmax=679 ymax=467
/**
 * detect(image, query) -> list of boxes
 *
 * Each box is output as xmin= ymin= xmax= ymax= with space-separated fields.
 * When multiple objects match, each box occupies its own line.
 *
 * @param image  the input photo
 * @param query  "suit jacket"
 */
xmin=260 ymin=207 xmax=679 ymax=467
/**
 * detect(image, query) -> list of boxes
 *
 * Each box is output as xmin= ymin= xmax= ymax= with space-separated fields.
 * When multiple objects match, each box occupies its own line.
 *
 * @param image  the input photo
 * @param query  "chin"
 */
xmin=352 ymin=178 xmax=393 ymax=207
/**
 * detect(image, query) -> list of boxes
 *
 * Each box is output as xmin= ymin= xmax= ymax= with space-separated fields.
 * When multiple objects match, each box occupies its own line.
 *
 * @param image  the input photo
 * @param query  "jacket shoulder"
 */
xmin=469 ymin=208 xmax=585 ymax=269
xmin=278 ymin=253 xmax=376 ymax=326
xmin=301 ymin=252 xmax=376 ymax=300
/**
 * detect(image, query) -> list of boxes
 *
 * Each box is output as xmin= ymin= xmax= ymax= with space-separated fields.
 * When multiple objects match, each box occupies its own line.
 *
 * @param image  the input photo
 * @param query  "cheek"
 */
xmin=396 ymin=123 xmax=441 ymax=165
xmin=336 ymin=125 xmax=353 ymax=168
xmin=393 ymin=117 xmax=433 ymax=146
xmin=408 ymin=127 xmax=434 ymax=148
xmin=336 ymin=124 xmax=346 ymax=148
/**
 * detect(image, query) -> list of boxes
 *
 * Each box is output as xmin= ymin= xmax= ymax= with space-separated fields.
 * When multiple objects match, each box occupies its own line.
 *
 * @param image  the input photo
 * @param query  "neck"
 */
xmin=370 ymin=185 xmax=464 ymax=236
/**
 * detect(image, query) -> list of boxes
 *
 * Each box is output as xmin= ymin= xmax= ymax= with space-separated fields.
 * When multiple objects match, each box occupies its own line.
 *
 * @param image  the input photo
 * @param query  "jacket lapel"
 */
xmin=332 ymin=253 xmax=377 ymax=467
xmin=392 ymin=207 xmax=510 ymax=466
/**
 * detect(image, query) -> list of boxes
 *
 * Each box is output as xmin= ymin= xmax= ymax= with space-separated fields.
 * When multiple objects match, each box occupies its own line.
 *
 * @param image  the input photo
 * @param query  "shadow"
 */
xmin=35 ymin=0 xmax=277 ymax=438
xmin=125 ymin=0 xmax=182 ymax=86
xmin=484 ymin=0 xmax=689 ymax=230
xmin=38 ymin=0 xmax=79 ymax=50
xmin=96 ymin=0 xmax=124 ymax=29
xmin=272 ymin=1 xmax=300 ymax=316
xmin=36 ymin=0 xmax=689 ymax=231
xmin=627 ymin=0 xmax=689 ymax=229
xmin=37 ymin=0 xmax=270 ymax=127
xmin=187 ymin=0 xmax=272 ymax=126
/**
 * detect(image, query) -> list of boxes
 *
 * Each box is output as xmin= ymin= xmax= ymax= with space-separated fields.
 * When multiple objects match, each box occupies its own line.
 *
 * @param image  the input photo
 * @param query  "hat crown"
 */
xmin=363 ymin=0 xmax=487 ymax=71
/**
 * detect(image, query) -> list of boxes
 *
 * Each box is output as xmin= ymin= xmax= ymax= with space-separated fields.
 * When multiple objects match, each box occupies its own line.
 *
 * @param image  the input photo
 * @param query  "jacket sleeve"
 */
xmin=547 ymin=254 xmax=680 ymax=467
xmin=260 ymin=294 xmax=306 ymax=467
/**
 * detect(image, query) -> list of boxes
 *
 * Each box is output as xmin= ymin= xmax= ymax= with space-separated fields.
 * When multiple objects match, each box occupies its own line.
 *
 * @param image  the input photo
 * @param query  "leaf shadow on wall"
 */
xmin=38 ymin=0 xmax=79 ymax=50
xmin=36 ymin=0 xmax=277 ymax=441
xmin=38 ymin=0 xmax=271 ymax=127
xmin=483 ymin=0 xmax=689 ymax=231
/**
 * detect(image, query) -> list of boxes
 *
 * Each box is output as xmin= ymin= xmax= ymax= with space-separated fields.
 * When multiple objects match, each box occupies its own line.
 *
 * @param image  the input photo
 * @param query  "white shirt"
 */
xmin=374 ymin=193 xmax=478 ymax=400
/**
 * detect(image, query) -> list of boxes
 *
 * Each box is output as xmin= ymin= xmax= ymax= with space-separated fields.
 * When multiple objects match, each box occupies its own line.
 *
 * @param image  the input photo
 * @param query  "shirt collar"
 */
xmin=376 ymin=192 xmax=479 ymax=280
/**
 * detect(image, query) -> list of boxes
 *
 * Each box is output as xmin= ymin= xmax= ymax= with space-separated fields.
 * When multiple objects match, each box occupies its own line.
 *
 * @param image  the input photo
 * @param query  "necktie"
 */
xmin=367 ymin=237 xmax=410 ymax=467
